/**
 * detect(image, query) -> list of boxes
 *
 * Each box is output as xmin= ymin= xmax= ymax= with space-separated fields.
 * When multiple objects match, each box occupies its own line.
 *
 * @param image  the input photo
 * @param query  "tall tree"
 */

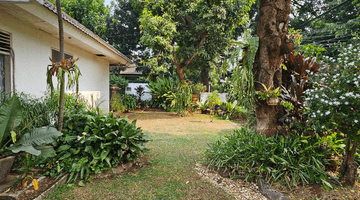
xmin=291 ymin=0 xmax=360 ymax=50
xmin=50 ymin=0 xmax=110 ymax=37
xmin=253 ymin=0 xmax=295 ymax=136
xmin=137 ymin=0 xmax=255 ymax=82
xmin=55 ymin=0 xmax=65 ymax=131
xmin=104 ymin=0 xmax=146 ymax=62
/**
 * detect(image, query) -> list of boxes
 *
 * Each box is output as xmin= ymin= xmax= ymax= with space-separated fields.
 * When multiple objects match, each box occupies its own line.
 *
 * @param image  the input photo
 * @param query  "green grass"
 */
xmin=45 ymin=130 xmax=235 ymax=200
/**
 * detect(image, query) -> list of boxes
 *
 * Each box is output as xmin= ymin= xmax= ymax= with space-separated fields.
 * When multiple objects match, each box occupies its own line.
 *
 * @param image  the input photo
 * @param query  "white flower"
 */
xmin=336 ymin=90 xmax=340 ymax=93
xmin=347 ymin=80 xmax=350 ymax=83
xmin=77 ymin=136 xmax=82 ymax=141
xmin=355 ymin=81 xmax=359 ymax=85
xmin=340 ymin=96 xmax=345 ymax=99
xmin=315 ymin=94 xmax=319 ymax=98
xmin=355 ymin=120 xmax=359 ymax=123
xmin=317 ymin=110 xmax=320 ymax=113
xmin=321 ymin=126 xmax=324 ymax=129
xmin=329 ymin=102 xmax=333 ymax=105
xmin=325 ymin=111 xmax=330 ymax=115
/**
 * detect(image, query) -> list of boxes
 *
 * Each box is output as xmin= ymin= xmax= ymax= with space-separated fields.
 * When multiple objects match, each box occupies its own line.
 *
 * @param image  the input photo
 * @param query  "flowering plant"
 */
xmin=304 ymin=40 xmax=360 ymax=138
xmin=304 ymin=34 xmax=360 ymax=185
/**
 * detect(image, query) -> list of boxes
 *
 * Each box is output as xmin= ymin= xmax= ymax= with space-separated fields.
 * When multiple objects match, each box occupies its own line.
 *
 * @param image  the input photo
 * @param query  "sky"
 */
xmin=104 ymin=0 xmax=113 ymax=7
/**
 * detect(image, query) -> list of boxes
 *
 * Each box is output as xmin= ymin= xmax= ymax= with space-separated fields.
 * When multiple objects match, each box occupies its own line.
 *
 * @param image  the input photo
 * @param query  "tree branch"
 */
xmin=173 ymin=45 xmax=180 ymax=67
xmin=182 ymin=31 xmax=208 ymax=67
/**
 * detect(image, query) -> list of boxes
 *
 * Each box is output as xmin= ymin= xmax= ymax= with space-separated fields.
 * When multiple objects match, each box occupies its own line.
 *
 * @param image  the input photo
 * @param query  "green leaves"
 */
xmin=0 ymin=95 xmax=22 ymax=147
xmin=41 ymin=109 xmax=151 ymax=183
xmin=10 ymin=127 xmax=62 ymax=156
xmin=204 ymin=127 xmax=339 ymax=189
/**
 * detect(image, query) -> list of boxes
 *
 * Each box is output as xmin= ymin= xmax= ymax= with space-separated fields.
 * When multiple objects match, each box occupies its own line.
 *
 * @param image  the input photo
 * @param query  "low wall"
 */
xmin=125 ymin=83 xmax=152 ymax=101
xmin=200 ymin=92 xmax=228 ymax=103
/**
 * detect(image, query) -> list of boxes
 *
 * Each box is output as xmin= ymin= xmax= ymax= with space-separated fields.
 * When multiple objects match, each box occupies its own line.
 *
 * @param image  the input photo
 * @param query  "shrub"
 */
xmin=203 ymin=127 xmax=340 ymax=189
xmin=110 ymin=73 xmax=129 ymax=90
xmin=192 ymin=83 xmax=206 ymax=95
xmin=147 ymin=74 xmax=177 ymax=109
xmin=303 ymin=34 xmax=360 ymax=185
xmin=111 ymin=94 xmax=137 ymax=112
xmin=172 ymin=81 xmax=192 ymax=115
xmin=40 ymin=107 xmax=151 ymax=183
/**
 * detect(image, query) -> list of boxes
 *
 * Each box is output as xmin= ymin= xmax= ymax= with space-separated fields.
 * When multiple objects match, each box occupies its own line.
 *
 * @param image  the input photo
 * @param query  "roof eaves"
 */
xmin=42 ymin=0 xmax=132 ymax=64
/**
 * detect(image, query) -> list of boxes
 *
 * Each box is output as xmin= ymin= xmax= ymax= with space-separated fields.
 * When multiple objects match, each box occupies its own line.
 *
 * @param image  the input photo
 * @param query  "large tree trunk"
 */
xmin=200 ymin=66 xmax=210 ymax=92
xmin=340 ymin=139 xmax=358 ymax=186
xmin=253 ymin=0 xmax=294 ymax=137
xmin=56 ymin=0 xmax=65 ymax=131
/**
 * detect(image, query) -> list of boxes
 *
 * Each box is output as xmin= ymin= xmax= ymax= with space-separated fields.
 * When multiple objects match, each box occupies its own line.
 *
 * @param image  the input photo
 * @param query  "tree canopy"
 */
xmin=290 ymin=0 xmax=360 ymax=50
xmin=104 ymin=0 xmax=146 ymax=60
xmin=136 ymin=0 xmax=255 ymax=81
xmin=50 ymin=0 xmax=110 ymax=37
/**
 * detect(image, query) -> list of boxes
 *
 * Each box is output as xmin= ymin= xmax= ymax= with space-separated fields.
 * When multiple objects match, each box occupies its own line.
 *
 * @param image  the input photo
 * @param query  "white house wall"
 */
xmin=0 ymin=11 xmax=110 ymax=112
xmin=125 ymin=83 xmax=152 ymax=101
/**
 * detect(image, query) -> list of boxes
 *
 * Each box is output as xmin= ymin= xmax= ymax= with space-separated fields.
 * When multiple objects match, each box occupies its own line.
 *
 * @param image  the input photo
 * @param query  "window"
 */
xmin=51 ymin=49 xmax=73 ymax=63
xmin=0 ymin=30 xmax=11 ymax=93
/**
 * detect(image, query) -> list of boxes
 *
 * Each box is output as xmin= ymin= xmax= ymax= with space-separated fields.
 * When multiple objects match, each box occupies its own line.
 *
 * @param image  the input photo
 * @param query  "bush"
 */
xmin=110 ymin=73 xmax=129 ymax=90
xmin=147 ymin=74 xmax=177 ymax=109
xmin=40 ymin=107 xmax=151 ymax=183
xmin=111 ymin=94 xmax=137 ymax=112
xmin=0 ymin=92 xmax=58 ymax=133
xmin=203 ymin=127 xmax=340 ymax=189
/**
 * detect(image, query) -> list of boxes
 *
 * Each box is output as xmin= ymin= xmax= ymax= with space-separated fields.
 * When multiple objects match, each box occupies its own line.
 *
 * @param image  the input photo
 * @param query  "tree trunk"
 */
xmin=176 ymin=65 xmax=187 ymax=82
xmin=200 ymin=66 xmax=209 ymax=92
xmin=56 ymin=0 xmax=65 ymax=131
xmin=253 ymin=0 xmax=294 ymax=137
xmin=340 ymin=139 xmax=358 ymax=186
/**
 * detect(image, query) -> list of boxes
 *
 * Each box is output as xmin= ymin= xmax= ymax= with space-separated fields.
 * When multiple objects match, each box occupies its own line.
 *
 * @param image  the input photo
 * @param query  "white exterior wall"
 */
xmin=0 ymin=11 xmax=110 ymax=112
xmin=125 ymin=83 xmax=151 ymax=101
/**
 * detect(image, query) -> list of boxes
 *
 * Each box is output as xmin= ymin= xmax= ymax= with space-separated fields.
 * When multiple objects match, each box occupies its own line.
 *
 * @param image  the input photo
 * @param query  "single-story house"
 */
xmin=0 ymin=0 xmax=132 ymax=112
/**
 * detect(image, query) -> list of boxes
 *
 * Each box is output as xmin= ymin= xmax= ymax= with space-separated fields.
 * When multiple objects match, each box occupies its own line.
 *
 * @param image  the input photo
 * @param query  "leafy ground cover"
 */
xmin=44 ymin=111 xmax=239 ymax=199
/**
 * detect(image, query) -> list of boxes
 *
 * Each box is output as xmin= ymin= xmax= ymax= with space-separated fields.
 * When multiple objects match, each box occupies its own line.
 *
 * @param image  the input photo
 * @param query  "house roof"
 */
xmin=41 ymin=0 xmax=132 ymax=65
xmin=119 ymin=65 xmax=143 ymax=75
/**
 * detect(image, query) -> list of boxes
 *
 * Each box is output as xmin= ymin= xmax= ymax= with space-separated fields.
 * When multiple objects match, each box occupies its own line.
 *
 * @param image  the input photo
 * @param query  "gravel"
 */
xmin=194 ymin=163 xmax=267 ymax=200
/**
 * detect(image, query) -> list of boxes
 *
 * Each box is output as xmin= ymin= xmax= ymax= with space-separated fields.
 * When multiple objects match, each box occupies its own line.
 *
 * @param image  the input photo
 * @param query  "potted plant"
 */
xmin=192 ymin=83 xmax=206 ymax=103
xmin=0 ymin=95 xmax=62 ymax=183
xmin=255 ymin=84 xmax=281 ymax=106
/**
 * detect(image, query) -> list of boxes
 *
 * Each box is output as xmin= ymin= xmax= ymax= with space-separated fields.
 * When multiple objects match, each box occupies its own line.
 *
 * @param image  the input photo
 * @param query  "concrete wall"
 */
xmin=200 ymin=92 xmax=228 ymax=104
xmin=0 ymin=11 xmax=110 ymax=112
xmin=125 ymin=83 xmax=151 ymax=101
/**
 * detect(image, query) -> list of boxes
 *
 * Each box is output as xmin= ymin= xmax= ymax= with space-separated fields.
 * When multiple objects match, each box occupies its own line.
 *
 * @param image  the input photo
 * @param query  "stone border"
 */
xmin=0 ymin=177 xmax=46 ymax=200
xmin=34 ymin=174 xmax=69 ymax=200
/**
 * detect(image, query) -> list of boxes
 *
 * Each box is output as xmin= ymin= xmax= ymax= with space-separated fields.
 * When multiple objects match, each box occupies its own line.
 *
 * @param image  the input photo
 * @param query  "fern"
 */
xmin=226 ymin=30 xmax=259 ymax=108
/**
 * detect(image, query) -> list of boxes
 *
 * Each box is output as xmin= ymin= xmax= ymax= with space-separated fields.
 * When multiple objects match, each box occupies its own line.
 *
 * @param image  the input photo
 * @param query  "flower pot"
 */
xmin=266 ymin=97 xmax=279 ymax=106
xmin=0 ymin=156 xmax=15 ymax=183
xmin=192 ymin=94 xmax=199 ymax=103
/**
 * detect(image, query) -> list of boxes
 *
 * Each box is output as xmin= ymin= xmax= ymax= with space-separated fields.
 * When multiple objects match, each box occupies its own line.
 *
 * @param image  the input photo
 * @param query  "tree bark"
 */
xmin=200 ymin=66 xmax=210 ymax=92
xmin=253 ymin=0 xmax=294 ymax=137
xmin=340 ymin=139 xmax=358 ymax=186
xmin=56 ymin=0 xmax=65 ymax=131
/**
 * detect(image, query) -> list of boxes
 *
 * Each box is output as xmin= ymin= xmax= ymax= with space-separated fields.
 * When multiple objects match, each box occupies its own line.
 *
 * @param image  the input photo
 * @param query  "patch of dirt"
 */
xmin=114 ymin=110 xmax=240 ymax=135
